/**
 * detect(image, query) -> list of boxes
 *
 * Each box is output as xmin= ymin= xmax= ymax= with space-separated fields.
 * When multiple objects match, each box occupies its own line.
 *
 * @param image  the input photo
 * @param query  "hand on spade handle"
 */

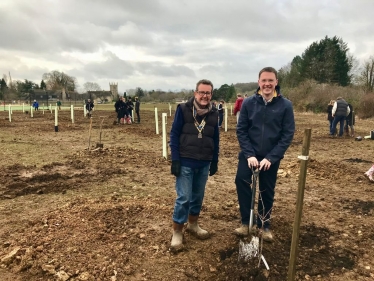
xmin=259 ymin=158 xmax=271 ymax=171
xmin=247 ymin=157 xmax=271 ymax=171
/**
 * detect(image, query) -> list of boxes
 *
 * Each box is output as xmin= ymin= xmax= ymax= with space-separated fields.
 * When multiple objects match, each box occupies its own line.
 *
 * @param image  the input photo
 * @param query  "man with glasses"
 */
xmin=234 ymin=67 xmax=295 ymax=242
xmin=169 ymin=79 xmax=219 ymax=250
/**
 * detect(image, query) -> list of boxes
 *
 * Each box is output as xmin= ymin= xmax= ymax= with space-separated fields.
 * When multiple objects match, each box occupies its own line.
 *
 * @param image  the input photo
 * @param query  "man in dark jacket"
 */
xmin=85 ymin=99 xmax=94 ymax=117
xmin=114 ymin=97 xmax=126 ymax=124
xmin=217 ymin=100 xmax=224 ymax=128
xmin=135 ymin=97 xmax=140 ymax=123
xmin=234 ymin=67 xmax=295 ymax=242
xmin=126 ymin=97 xmax=134 ymax=121
xmin=331 ymin=97 xmax=350 ymax=137
xmin=169 ymin=79 xmax=219 ymax=250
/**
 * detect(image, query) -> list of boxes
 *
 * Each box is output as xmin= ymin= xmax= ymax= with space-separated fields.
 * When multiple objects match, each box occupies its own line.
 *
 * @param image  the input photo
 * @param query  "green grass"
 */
xmin=1 ymin=103 xmax=176 ymax=112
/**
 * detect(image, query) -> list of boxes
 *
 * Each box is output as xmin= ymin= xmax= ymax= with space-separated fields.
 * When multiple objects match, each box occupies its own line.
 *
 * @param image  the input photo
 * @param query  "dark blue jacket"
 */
xmin=236 ymin=86 xmax=295 ymax=163
xmin=86 ymin=102 xmax=94 ymax=111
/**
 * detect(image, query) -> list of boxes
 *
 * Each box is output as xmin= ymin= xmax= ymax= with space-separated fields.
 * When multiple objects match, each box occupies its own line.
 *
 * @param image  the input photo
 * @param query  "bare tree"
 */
xmin=83 ymin=82 xmax=101 ymax=92
xmin=358 ymin=56 xmax=374 ymax=92
xmin=42 ymin=70 xmax=77 ymax=92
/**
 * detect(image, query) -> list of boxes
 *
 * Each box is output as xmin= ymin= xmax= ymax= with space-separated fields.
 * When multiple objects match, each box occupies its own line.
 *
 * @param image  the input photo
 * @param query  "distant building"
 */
xmin=109 ymin=82 xmax=119 ymax=99
xmin=28 ymin=89 xmax=59 ymax=102
xmin=28 ymin=82 xmax=120 ymax=104
xmin=85 ymin=83 xmax=119 ymax=103
xmin=87 ymin=91 xmax=115 ymax=103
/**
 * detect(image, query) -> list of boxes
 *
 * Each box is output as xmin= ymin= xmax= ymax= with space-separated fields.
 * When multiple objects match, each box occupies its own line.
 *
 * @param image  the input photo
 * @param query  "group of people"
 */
xmin=31 ymin=97 xmax=140 ymax=123
xmin=114 ymin=96 xmax=140 ymax=124
xmin=31 ymin=99 xmax=63 ymax=111
xmin=327 ymin=98 xmax=355 ymax=137
xmin=169 ymin=67 xmax=295 ymax=250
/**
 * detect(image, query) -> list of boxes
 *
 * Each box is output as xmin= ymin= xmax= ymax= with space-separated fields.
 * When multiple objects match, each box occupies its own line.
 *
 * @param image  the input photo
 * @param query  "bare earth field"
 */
xmin=0 ymin=106 xmax=373 ymax=281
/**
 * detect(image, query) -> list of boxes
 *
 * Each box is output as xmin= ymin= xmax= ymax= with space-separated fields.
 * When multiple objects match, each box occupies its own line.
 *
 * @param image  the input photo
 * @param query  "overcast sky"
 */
xmin=1 ymin=0 xmax=373 ymax=93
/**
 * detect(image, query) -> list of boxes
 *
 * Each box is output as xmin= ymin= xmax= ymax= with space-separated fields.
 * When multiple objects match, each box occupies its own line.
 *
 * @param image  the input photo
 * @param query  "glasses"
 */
xmin=196 ymin=91 xmax=212 ymax=96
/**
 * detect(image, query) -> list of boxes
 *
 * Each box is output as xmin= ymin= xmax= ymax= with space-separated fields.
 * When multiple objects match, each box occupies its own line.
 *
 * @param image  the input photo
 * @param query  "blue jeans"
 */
xmin=172 ymin=165 xmax=210 ymax=224
xmin=329 ymin=120 xmax=333 ymax=132
xmin=218 ymin=112 xmax=224 ymax=127
xmin=331 ymin=115 xmax=345 ymax=136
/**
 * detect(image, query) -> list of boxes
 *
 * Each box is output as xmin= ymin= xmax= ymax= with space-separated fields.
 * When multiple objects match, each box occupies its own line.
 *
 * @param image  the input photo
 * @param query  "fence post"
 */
xmin=162 ymin=113 xmax=168 ymax=159
xmin=71 ymin=105 xmax=75 ymax=123
xmin=225 ymin=107 xmax=228 ymax=132
xmin=287 ymin=129 xmax=312 ymax=281
xmin=55 ymin=106 xmax=59 ymax=132
xmin=155 ymin=107 xmax=159 ymax=134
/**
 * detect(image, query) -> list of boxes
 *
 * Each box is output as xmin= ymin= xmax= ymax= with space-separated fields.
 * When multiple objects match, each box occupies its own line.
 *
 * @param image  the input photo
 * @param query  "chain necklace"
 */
xmin=193 ymin=106 xmax=207 ymax=138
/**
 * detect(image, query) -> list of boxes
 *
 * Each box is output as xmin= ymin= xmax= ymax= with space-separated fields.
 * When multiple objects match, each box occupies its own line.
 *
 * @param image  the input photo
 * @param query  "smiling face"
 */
xmin=194 ymin=83 xmax=213 ymax=107
xmin=258 ymin=71 xmax=278 ymax=100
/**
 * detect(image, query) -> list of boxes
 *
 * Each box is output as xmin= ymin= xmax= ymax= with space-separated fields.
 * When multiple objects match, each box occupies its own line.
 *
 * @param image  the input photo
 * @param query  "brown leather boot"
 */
xmin=186 ymin=215 xmax=210 ymax=239
xmin=170 ymin=222 xmax=184 ymax=250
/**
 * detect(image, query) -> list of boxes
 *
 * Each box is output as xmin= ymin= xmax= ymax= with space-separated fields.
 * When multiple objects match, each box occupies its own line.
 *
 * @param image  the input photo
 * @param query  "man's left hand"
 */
xmin=259 ymin=159 xmax=271 ymax=171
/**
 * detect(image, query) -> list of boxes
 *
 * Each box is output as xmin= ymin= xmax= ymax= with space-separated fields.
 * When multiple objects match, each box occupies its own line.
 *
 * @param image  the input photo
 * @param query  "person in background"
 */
xmin=114 ymin=96 xmax=126 ymax=124
xmin=32 ymin=100 xmax=39 ymax=111
xmin=57 ymin=100 xmax=62 ymax=110
xmin=327 ymin=100 xmax=335 ymax=134
xmin=126 ymin=97 xmax=134 ymax=121
xmin=85 ymin=99 xmax=94 ymax=118
xmin=364 ymin=164 xmax=374 ymax=182
xmin=233 ymin=94 xmax=244 ymax=124
xmin=234 ymin=67 xmax=295 ymax=242
xmin=217 ymin=100 xmax=225 ymax=128
xmin=344 ymin=103 xmax=355 ymax=137
xmin=135 ymin=97 xmax=140 ymax=123
xmin=331 ymin=97 xmax=350 ymax=137
xmin=169 ymin=79 xmax=219 ymax=250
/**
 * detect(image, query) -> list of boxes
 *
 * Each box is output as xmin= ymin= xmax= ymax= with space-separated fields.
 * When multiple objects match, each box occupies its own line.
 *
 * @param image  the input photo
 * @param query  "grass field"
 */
xmin=1 ymin=102 xmax=181 ymax=112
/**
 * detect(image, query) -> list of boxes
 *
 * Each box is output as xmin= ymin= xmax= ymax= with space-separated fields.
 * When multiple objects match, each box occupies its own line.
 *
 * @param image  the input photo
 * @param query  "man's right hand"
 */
xmin=171 ymin=161 xmax=181 ymax=177
xmin=247 ymin=157 xmax=258 ymax=168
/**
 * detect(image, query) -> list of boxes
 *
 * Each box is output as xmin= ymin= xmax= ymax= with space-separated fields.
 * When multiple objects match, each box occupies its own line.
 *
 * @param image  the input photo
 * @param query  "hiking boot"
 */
xmin=234 ymin=224 xmax=249 ymax=236
xmin=262 ymin=228 xmax=274 ymax=242
xmin=186 ymin=215 xmax=210 ymax=240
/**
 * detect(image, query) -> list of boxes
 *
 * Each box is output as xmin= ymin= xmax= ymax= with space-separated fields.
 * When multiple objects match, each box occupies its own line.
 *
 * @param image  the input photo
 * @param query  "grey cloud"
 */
xmin=137 ymin=62 xmax=195 ymax=77
xmin=1 ymin=0 xmax=374 ymax=91
xmin=81 ymin=51 xmax=135 ymax=79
